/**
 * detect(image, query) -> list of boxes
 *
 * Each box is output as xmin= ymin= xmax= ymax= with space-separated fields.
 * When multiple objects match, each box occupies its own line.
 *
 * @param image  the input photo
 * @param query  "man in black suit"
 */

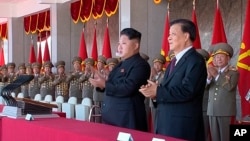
xmin=89 ymin=28 xmax=150 ymax=132
xmin=140 ymin=19 xmax=207 ymax=141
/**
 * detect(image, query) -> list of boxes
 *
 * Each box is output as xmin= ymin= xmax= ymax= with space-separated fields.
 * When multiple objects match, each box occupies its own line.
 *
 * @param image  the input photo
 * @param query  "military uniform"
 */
xmin=39 ymin=61 xmax=55 ymax=100
xmin=17 ymin=63 xmax=29 ymax=98
xmin=92 ymin=56 xmax=107 ymax=122
xmin=26 ymin=63 xmax=33 ymax=75
xmin=106 ymin=58 xmax=119 ymax=73
xmin=207 ymin=43 xmax=239 ymax=141
xmin=0 ymin=65 xmax=8 ymax=94
xmin=67 ymin=56 xmax=83 ymax=103
xmin=6 ymin=62 xmax=19 ymax=96
xmin=28 ymin=62 xmax=41 ymax=99
xmin=148 ymin=54 xmax=166 ymax=132
xmin=53 ymin=61 xmax=69 ymax=101
xmin=80 ymin=58 xmax=94 ymax=101
xmin=196 ymin=48 xmax=210 ymax=141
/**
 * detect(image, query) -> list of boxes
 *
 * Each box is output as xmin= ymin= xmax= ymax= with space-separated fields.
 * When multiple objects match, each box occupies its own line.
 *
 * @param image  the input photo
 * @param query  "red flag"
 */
xmin=0 ymin=42 xmax=5 ymax=66
xmin=211 ymin=4 xmax=227 ymax=44
xmin=37 ymin=42 xmax=42 ymax=64
xmin=192 ymin=6 xmax=201 ymax=49
xmin=161 ymin=8 xmax=170 ymax=63
xmin=78 ymin=28 xmax=88 ymax=60
xmin=91 ymin=26 xmax=98 ymax=61
xmin=102 ymin=25 xmax=112 ymax=58
xmin=43 ymin=39 xmax=50 ymax=62
xmin=237 ymin=0 xmax=250 ymax=118
xmin=29 ymin=38 xmax=36 ymax=63
xmin=207 ymin=1 xmax=227 ymax=64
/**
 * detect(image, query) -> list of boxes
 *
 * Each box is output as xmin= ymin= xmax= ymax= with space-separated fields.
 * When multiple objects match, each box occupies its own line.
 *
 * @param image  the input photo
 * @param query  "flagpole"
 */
xmin=193 ymin=0 xmax=195 ymax=10
xmin=167 ymin=0 xmax=170 ymax=16
xmin=217 ymin=0 xmax=219 ymax=9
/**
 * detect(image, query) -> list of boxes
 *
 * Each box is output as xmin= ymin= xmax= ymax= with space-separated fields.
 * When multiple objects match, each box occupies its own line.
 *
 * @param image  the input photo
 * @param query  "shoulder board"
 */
xmin=229 ymin=66 xmax=237 ymax=71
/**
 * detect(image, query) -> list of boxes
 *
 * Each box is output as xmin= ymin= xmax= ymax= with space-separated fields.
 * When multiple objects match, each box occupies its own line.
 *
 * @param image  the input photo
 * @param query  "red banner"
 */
xmin=192 ymin=7 xmax=201 ymax=49
xmin=37 ymin=12 xmax=46 ymax=32
xmin=105 ymin=0 xmax=119 ymax=17
xmin=24 ymin=10 xmax=50 ymax=34
xmin=92 ymin=0 xmax=106 ymax=19
xmin=71 ymin=0 xmax=81 ymax=23
xmin=237 ymin=0 xmax=250 ymax=118
xmin=24 ymin=16 xmax=31 ymax=34
xmin=102 ymin=25 xmax=112 ymax=58
xmin=80 ymin=0 xmax=93 ymax=22
xmin=0 ymin=23 xmax=8 ymax=39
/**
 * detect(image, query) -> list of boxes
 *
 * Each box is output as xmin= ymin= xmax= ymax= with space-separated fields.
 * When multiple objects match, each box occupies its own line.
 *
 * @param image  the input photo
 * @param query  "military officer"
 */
xmin=207 ymin=43 xmax=239 ymax=141
xmin=148 ymin=54 xmax=166 ymax=132
xmin=52 ymin=61 xmax=69 ymax=102
xmin=79 ymin=58 xmax=94 ymax=102
xmin=6 ymin=62 xmax=19 ymax=96
xmin=92 ymin=55 xmax=107 ymax=122
xmin=26 ymin=63 xmax=33 ymax=75
xmin=28 ymin=62 xmax=42 ymax=99
xmin=67 ymin=56 xmax=83 ymax=103
xmin=17 ymin=63 xmax=29 ymax=98
xmin=0 ymin=65 xmax=8 ymax=94
xmin=106 ymin=57 xmax=119 ymax=73
xmin=196 ymin=48 xmax=210 ymax=141
xmin=39 ymin=61 xmax=55 ymax=100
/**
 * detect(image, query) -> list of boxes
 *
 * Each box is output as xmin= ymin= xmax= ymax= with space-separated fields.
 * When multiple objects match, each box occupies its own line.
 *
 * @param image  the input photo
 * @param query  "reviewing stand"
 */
xmin=0 ymin=75 xmax=58 ymax=118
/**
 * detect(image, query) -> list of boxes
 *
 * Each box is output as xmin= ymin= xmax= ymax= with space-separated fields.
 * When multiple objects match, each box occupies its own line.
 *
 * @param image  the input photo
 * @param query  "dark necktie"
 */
xmin=169 ymin=57 xmax=176 ymax=75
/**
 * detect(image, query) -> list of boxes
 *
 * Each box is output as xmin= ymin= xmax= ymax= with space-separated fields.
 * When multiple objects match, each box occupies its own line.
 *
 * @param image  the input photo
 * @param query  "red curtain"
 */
xmin=0 ymin=23 xmax=8 ymax=39
xmin=71 ymin=0 xmax=81 ymax=23
xmin=80 ymin=0 xmax=93 ymax=22
xmin=71 ymin=0 xmax=119 ymax=23
xmin=24 ymin=10 xmax=50 ymax=34
xmin=92 ymin=0 xmax=106 ymax=19
xmin=105 ymin=0 xmax=119 ymax=17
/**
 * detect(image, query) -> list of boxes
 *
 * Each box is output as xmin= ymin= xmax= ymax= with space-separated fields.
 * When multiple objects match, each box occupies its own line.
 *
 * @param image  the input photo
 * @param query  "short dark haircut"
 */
xmin=120 ymin=28 xmax=141 ymax=42
xmin=170 ymin=19 xmax=196 ymax=42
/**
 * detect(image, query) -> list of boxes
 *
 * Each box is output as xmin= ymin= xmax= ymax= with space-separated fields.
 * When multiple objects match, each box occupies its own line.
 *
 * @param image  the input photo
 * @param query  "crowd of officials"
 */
xmin=0 ymin=19 xmax=239 ymax=141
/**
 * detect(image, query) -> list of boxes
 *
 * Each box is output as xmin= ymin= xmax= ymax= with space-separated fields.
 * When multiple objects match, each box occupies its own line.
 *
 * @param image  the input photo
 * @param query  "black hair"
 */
xmin=170 ymin=19 xmax=196 ymax=42
xmin=120 ymin=28 xmax=141 ymax=42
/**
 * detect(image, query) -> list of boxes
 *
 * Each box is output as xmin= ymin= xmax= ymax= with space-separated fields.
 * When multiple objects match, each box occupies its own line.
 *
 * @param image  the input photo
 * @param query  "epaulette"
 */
xmin=228 ymin=66 xmax=237 ymax=71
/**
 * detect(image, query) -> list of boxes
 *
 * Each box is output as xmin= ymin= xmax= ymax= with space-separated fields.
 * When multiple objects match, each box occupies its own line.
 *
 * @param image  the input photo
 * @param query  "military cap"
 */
xmin=168 ymin=50 xmax=175 ymax=60
xmin=32 ymin=62 xmax=42 ymax=69
xmin=26 ymin=63 xmax=32 ymax=69
xmin=43 ymin=61 xmax=54 ymax=68
xmin=55 ymin=60 xmax=65 ymax=68
xmin=196 ymin=49 xmax=209 ymax=61
xmin=211 ymin=43 xmax=234 ymax=58
xmin=98 ymin=55 xmax=107 ymax=65
xmin=7 ymin=62 xmax=16 ymax=68
xmin=84 ymin=58 xmax=95 ymax=66
xmin=106 ymin=58 xmax=119 ymax=66
xmin=72 ymin=56 xmax=82 ymax=64
xmin=0 ymin=65 xmax=7 ymax=71
xmin=153 ymin=54 xmax=166 ymax=64
xmin=18 ymin=63 xmax=26 ymax=70
xmin=140 ymin=52 xmax=149 ymax=61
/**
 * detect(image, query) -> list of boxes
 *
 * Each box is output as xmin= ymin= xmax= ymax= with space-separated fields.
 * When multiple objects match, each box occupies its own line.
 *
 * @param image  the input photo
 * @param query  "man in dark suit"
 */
xmin=89 ymin=28 xmax=151 ymax=132
xmin=140 ymin=19 xmax=207 ymax=141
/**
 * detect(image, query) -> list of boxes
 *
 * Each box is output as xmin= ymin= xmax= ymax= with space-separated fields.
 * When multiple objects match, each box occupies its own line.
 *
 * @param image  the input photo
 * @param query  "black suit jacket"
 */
xmin=101 ymin=53 xmax=150 ymax=131
xmin=156 ymin=48 xmax=207 ymax=141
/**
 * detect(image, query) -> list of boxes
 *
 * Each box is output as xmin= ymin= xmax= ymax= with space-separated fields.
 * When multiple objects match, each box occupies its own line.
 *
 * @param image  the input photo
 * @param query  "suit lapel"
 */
xmin=162 ymin=48 xmax=195 ymax=85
